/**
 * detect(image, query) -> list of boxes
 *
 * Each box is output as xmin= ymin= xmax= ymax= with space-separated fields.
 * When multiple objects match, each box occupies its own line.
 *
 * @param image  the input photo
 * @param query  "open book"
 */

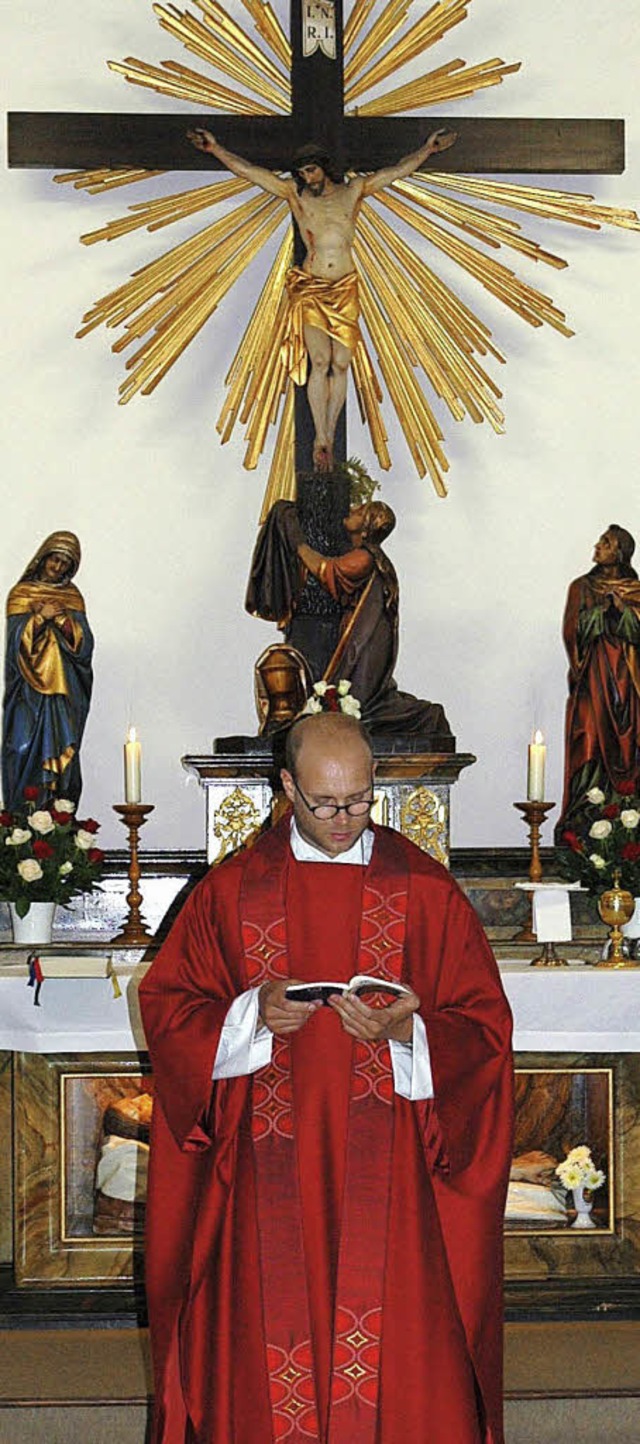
xmin=285 ymin=974 xmax=410 ymax=1006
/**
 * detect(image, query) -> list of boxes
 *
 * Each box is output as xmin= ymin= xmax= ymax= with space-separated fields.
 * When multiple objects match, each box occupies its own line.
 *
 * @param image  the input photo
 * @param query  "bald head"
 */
xmin=285 ymin=711 xmax=373 ymax=773
xmin=281 ymin=713 xmax=375 ymax=857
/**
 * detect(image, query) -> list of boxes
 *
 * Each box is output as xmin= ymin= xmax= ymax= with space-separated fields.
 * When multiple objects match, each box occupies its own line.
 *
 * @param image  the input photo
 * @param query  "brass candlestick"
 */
xmin=112 ymin=803 xmax=155 ymax=946
xmin=530 ymin=940 xmax=568 ymax=968
xmin=512 ymin=801 xmax=555 ymax=944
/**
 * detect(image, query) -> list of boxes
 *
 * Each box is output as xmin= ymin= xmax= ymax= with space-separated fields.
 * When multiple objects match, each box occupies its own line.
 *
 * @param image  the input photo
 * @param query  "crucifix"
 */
xmin=8 ymin=0 xmax=630 ymax=490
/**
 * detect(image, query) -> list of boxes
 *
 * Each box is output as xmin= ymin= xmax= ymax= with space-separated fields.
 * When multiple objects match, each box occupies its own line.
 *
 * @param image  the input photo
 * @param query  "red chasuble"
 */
xmin=139 ymin=819 xmax=513 ymax=1444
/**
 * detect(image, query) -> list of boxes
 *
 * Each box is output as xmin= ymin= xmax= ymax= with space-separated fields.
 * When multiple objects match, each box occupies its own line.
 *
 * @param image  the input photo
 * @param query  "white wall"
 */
xmin=2 ymin=0 xmax=639 ymax=850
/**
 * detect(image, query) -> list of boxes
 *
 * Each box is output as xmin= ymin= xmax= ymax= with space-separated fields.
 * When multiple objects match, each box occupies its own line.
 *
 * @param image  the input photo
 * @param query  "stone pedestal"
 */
xmin=182 ymin=739 xmax=475 ymax=866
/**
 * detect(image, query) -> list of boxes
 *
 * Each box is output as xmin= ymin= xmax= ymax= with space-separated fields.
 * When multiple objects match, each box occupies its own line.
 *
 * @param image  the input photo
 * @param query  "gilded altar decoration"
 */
xmin=52 ymin=0 xmax=640 ymax=512
xmin=212 ymin=785 xmax=261 ymax=863
xmin=399 ymin=786 xmax=447 ymax=864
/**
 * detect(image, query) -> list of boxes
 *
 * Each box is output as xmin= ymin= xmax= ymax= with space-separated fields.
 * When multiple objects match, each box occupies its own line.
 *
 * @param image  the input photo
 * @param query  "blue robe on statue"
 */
xmin=2 ymin=533 xmax=94 ymax=811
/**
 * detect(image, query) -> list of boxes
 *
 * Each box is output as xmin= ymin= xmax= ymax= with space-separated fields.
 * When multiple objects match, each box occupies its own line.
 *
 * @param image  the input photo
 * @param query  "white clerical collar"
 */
xmin=290 ymin=817 xmax=374 ymax=865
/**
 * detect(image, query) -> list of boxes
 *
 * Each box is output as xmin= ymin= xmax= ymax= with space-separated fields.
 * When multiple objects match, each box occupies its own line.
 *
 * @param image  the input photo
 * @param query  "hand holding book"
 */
xmin=260 ymin=976 xmax=419 ymax=1042
xmin=285 ymin=975 xmax=419 ymax=1046
xmin=327 ymin=984 xmax=420 ymax=1045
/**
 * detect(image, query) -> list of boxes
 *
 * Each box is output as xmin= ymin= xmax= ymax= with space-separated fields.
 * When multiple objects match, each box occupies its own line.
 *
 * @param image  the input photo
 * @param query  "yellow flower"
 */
xmin=567 ymin=1146 xmax=592 ymax=1164
xmin=556 ymin=1162 xmax=583 ymax=1189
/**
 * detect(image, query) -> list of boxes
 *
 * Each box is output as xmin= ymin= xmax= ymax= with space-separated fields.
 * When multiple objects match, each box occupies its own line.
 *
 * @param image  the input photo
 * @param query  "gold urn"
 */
xmin=597 ymin=870 xmax=636 ymax=968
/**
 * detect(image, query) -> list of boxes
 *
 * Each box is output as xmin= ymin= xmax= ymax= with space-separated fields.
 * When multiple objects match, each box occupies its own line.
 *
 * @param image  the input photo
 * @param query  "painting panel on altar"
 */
xmin=14 ymin=1051 xmax=638 ymax=1301
xmin=13 ymin=1051 xmax=152 ymax=1286
xmin=506 ymin=1067 xmax=613 ymax=1235
xmin=62 ymin=1071 xmax=153 ymax=1242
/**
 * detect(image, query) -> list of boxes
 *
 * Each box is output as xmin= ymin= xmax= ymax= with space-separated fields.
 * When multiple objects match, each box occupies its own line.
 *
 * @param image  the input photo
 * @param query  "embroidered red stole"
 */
xmin=239 ymin=831 xmax=408 ymax=1444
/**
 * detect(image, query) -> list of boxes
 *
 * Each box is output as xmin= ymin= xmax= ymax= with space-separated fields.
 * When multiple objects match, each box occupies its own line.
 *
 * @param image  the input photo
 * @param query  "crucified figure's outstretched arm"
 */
xmin=361 ymin=128 xmax=457 ymax=196
xmin=187 ymin=129 xmax=293 ymax=199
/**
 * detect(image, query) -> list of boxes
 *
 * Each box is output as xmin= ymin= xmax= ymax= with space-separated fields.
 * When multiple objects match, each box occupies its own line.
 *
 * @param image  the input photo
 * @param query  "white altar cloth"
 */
xmin=1 ymin=959 xmax=640 ymax=1054
xmin=0 ymin=970 xmax=146 ymax=1053
xmin=502 ymin=963 xmax=640 ymax=1052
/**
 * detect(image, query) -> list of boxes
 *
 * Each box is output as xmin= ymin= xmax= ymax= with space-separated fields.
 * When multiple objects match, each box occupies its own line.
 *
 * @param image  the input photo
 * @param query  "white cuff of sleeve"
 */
xmin=212 ymin=987 xmax=273 ymax=1079
xmin=388 ymin=1013 xmax=434 ymax=1100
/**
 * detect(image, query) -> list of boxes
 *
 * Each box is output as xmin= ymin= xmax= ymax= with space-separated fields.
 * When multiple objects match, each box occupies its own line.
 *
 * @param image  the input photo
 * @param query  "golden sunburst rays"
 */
xmin=54 ymin=168 xmax=168 ymax=194
xmin=344 ymin=0 xmax=520 ymax=112
xmin=414 ymin=171 xmax=640 ymax=234
xmin=353 ymin=203 xmax=507 ymax=495
xmin=109 ymin=0 xmax=291 ymax=114
xmin=78 ymin=176 xmax=251 ymax=245
xmin=55 ymin=1 xmax=294 ymax=454
xmin=54 ymin=0 xmax=640 ymax=513
xmin=77 ymin=190 xmax=288 ymax=404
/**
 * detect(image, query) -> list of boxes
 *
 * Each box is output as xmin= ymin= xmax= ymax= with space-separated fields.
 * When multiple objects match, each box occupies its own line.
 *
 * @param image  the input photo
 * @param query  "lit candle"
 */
xmin=527 ymin=729 xmax=546 ymax=802
xmin=124 ymin=726 xmax=142 ymax=803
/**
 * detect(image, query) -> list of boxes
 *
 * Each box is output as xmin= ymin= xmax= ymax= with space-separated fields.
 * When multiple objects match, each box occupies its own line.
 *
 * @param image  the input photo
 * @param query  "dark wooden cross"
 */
xmin=8 ymin=0 xmax=625 ymax=479
xmin=8 ymin=0 xmax=627 ymax=676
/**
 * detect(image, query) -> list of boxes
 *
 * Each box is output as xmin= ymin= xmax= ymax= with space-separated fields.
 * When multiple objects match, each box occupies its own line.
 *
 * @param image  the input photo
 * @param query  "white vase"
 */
xmin=9 ymin=901 xmax=56 ymax=946
xmin=570 ymin=1184 xmax=596 ymax=1230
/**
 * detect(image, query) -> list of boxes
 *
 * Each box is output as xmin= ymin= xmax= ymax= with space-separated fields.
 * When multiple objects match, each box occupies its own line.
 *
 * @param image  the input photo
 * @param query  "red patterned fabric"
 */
xmin=139 ymin=816 xmax=513 ymax=1444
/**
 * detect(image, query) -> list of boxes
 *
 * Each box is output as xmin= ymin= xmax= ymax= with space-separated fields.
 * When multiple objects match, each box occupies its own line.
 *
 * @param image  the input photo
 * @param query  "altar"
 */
xmin=1 ymin=941 xmax=639 ymax=1318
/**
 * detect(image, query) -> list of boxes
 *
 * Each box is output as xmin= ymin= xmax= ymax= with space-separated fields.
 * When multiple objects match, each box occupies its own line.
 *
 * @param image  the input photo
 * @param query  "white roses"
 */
xmin=621 ymin=809 xmax=640 ymax=830
xmin=301 ymin=680 xmax=362 ymax=719
xmin=17 ymin=859 xmax=43 ymax=883
xmin=586 ymin=787 xmax=606 ymax=805
xmin=339 ymin=694 xmax=362 ymax=716
xmin=29 ymin=810 xmax=55 ymax=835
xmin=589 ymin=819 xmax=612 ymax=840
xmin=75 ymin=829 xmax=97 ymax=851
xmin=6 ymin=828 xmax=31 ymax=847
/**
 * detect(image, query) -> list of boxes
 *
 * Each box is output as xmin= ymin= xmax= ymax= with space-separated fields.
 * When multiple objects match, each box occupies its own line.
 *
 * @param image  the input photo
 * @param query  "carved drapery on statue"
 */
xmin=2 ymin=532 xmax=94 ymax=810
xmin=557 ymin=556 xmax=640 ymax=837
xmin=246 ymin=497 xmax=453 ymax=745
xmin=282 ymin=267 xmax=361 ymax=386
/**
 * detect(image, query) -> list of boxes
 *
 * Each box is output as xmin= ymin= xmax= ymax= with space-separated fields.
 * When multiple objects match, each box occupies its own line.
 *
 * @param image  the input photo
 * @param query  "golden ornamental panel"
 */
xmin=399 ymin=786 xmax=447 ymax=864
xmin=212 ymin=786 xmax=262 ymax=864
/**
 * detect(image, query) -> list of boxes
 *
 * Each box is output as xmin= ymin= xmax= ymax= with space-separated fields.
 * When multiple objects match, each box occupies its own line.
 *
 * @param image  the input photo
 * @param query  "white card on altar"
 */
xmin=532 ymin=888 xmax=573 ymax=942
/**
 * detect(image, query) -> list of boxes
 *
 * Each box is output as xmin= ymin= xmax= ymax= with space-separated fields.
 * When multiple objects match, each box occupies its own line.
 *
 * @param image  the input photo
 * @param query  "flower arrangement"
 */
xmin=557 ymin=782 xmax=640 ymax=896
xmin=555 ymin=1145 xmax=606 ymax=1195
xmin=301 ymin=680 xmax=362 ymax=719
xmin=0 ymin=788 xmax=104 ymax=917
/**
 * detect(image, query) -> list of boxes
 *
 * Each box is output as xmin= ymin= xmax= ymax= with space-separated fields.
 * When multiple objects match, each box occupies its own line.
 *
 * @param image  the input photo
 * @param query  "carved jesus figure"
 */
xmin=188 ymin=127 xmax=456 ymax=470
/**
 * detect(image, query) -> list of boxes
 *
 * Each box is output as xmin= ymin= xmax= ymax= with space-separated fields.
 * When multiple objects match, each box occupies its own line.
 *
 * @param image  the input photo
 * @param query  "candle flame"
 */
xmin=533 ymin=729 xmax=544 ymax=745
xmin=127 ymin=726 xmax=137 ymax=743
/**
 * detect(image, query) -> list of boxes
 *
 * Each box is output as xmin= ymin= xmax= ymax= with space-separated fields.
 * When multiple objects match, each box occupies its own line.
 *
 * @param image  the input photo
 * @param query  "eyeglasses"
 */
xmin=291 ymin=776 xmax=374 ymax=821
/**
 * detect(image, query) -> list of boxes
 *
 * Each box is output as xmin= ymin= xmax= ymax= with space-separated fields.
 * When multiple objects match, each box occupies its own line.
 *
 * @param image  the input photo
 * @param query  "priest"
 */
xmin=139 ymin=709 xmax=513 ymax=1444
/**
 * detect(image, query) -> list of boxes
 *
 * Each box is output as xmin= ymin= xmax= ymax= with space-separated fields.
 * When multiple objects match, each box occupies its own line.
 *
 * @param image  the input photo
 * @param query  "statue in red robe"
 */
xmin=557 ymin=524 xmax=640 ymax=838
xmin=140 ymin=792 xmax=513 ymax=1444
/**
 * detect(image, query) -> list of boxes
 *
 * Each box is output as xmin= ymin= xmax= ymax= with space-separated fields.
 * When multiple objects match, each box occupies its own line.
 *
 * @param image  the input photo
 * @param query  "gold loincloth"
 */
xmin=282 ymin=267 xmax=361 ymax=386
